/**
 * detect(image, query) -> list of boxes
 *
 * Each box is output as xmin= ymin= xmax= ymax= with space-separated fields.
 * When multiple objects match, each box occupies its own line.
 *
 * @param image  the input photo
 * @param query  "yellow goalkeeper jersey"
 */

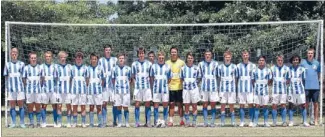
xmin=166 ymin=59 xmax=185 ymax=91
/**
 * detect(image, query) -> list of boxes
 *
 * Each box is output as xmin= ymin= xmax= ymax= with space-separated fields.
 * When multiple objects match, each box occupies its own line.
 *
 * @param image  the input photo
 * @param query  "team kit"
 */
xmin=4 ymin=46 xmax=321 ymax=128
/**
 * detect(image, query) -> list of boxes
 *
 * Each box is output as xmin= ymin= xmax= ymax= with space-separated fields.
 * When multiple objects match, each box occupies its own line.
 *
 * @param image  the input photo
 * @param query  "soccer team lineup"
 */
xmin=4 ymin=45 xmax=322 ymax=129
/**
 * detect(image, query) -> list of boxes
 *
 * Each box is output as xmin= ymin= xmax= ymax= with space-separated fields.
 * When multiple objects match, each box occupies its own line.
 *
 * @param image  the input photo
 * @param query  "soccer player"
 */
xmin=218 ymin=51 xmax=237 ymax=127
xmin=180 ymin=52 xmax=200 ymax=127
xmin=300 ymin=48 xmax=321 ymax=125
xmin=150 ymin=51 xmax=171 ymax=127
xmin=287 ymin=55 xmax=310 ymax=127
xmin=86 ymin=53 xmax=104 ymax=128
xmin=132 ymin=47 xmax=153 ymax=127
xmin=71 ymin=52 xmax=88 ymax=128
xmin=198 ymin=49 xmax=219 ymax=127
xmin=112 ymin=53 xmax=132 ymax=128
xmin=98 ymin=45 xmax=118 ymax=127
xmin=23 ymin=52 xmax=43 ymax=128
xmin=236 ymin=50 xmax=256 ymax=127
xmin=270 ymin=55 xmax=290 ymax=127
xmin=166 ymin=47 xmax=185 ymax=126
xmin=252 ymin=56 xmax=272 ymax=127
xmin=40 ymin=51 xmax=57 ymax=128
xmin=4 ymin=47 xmax=26 ymax=128
xmin=55 ymin=51 xmax=72 ymax=128
xmin=148 ymin=51 xmax=156 ymax=64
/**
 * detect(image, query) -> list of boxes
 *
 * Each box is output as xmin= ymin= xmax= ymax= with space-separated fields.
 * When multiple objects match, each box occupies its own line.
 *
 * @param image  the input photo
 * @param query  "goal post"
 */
xmin=3 ymin=20 xmax=323 ymax=127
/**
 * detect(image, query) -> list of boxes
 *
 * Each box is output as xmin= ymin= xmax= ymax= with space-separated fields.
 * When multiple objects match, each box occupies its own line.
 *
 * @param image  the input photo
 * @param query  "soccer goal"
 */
xmin=3 ymin=20 xmax=323 ymax=127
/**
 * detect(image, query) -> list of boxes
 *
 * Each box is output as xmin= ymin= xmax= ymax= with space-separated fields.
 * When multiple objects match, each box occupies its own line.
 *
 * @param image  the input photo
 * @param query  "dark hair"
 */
xmin=170 ymin=46 xmax=178 ymax=53
xmin=103 ymin=44 xmax=112 ymax=50
xmin=148 ymin=51 xmax=155 ymax=56
xmin=186 ymin=52 xmax=194 ymax=62
xmin=137 ymin=47 xmax=145 ymax=56
xmin=258 ymin=55 xmax=266 ymax=61
xmin=118 ymin=53 xmax=126 ymax=58
xmin=290 ymin=55 xmax=301 ymax=64
xmin=204 ymin=49 xmax=213 ymax=54
xmin=29 ymin=51 xmax=37 ymax=57
xmin=75 ymin=51 xmax=84 ymax=59
xmin=90 ymin=53 xmax=98 ymax=59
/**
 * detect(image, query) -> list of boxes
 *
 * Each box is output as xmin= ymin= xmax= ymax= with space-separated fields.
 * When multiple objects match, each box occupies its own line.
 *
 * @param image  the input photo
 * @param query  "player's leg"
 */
xmin=304 ymin=90 xmax=313 ymax=124
xmin=89 ymin=105 xmax=95 ymax=127
xmin=191 ymin=103 xmax=198 ymax=127
xmin=134 ymin=89 xmax=141 ymax=127
xmin=201 ymin=92 xmax=209 ymax=127
xmin=27 ymin=102 xmax=35 ymax=128
xmin=51 ymin=92 xmax=58 ymax=126
xmin=280 ymin=94 xmax=288 ymax=126
xmin=176 ymin=91 xmax=184 ymax=126
xmin=41 ymin=103 xmax=47 ymax=128
xmin=263 ymin=95 xmax=270 ymax=127
xmin=220 ymin=92 xmax=227 ymax=126
xmin=8 ymin=93 xmax=17 ymax=128
xmin=210 ymin=91 xmax=218 ymax=127
xmin=162 ymin=92 xmax=169 ymax=124
xmin=288 ymin=102 xmax=294 ymax=127
xmin=96 ymin=94 xmax=103 ymax=128
xmin=271 ymin=94 xmax=278 ymax=126
xmin=153 ymin=102 xmax=160 ymax=126
xmin=72 ymin=104 xmax=78 ymax=128
xmin=168 ymin=91 xmax=176 ymax=126
xmin=102 ymin=88 xmax=108 ymax=127
xmin=65 ymin=94 xmax=72 ymax=127
xmin=312 ymin=90 xmax=319 ymax=125
xmin=229 ymin=92 xmax=236 ymax=126
xmin=17 ymin=98 xmax=26 ymax=128
xmin=111 ymin=90 xmax=118 ymax=126
xmin=191 ymin=88 xmax=199 ymax=127
xmin=122 ymin=93 xmax=130 ymax=127
xmin=183 ymin=89 xmax=190 ymax=126
xmin=238 ymin=92 xmax=246 ymax=127
xmin=247 ymin=92 xmax=255 ymax=127
xmin=253 ymin=95 xmax=260 ymax=127
xmin=81 ymin=105 xmax=86 ymax=128
xmin=56 ymin=103 xmax=62 ymax=127
xmin=144 ymin=88 xmax=152 ymax=127
xmin=35 ymin=102 xmax=41 ymax=128
xmin=123 ymin=106 xmax=130 ymax=128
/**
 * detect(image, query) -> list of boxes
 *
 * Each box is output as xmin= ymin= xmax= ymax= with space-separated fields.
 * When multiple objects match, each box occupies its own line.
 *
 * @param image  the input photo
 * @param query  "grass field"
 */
xmin=1 ymin=106 xmax=324 ymax=137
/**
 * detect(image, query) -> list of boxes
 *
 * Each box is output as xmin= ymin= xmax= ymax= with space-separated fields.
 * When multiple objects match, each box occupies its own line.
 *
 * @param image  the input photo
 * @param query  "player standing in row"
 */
xmin=180 ymin=52 xmax=200 ymax=127
xmin=145 ymin=51 xmax=155 ymax=127
xmin=4 ymin=48 xmax=26 ymax=128
xmin=236 ymin=50 xmax=256 ymax=127
xmin=287 ymin=55 xmax=310 ymax=127
xmin=270 ymin=55 xmax=290 ymax=127
xmin=70 ymin=52 xmax=88 ymax=128
xmin=98 ymin=45 xmax=118 ymax=127
xmin=87 ymin=53 xmax=104 ymax=128
xmin=198 ymin=50 xmax=218 ymax=127
xmin=166 ymin=47 xmax=185 ymax=126
xmin=132 ymin=47 xmax=153 ymax=127
xmin=23 ymin=52 xmax=43 ymax=128
xmin=252 ymin=56 xmax=272 ymax=127
xmin=55 ymin=51 xmax=72 ymax=128
xmin=40 ymin=51 xmax=58 ymax=128
xmin=150 ymin=51 xmax=171 ymax=126
xmin=112 ymin=53 xmax=132 ymax=128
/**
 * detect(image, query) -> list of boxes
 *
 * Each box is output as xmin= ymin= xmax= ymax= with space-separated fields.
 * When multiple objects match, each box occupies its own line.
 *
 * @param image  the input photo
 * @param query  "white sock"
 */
xmin=170 ymin=117 xmax=174 ymax=123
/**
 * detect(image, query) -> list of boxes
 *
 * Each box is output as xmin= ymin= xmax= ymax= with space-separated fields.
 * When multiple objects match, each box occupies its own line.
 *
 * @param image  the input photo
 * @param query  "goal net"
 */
xmin=3 ymin=20 xmax=324 ymax=126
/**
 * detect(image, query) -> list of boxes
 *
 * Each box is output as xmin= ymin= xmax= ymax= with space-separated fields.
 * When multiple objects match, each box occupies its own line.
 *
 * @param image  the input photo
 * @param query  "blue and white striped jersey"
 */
xmin=218 ymin=63 xmax=237 ymax=92
xmin=198 ymin=60 xmax=218 ymax=92
xmin=236 ymin=62 xmax=256 ymax=93
xmin=131 ymin=60 xmax=152 ymax=90
xmin=23 ymin=64 xmax=42 ymax=94
xmin=252 ymin=67 xmax=272 ymax=96
xmin=270 ymin=65 xmax=290 ymax=94
xmin=87 ymin=65 xmax=104 ymax=95
xmin=150 ymin=63 xmax=171 ymax=94
xmin=98 ymin=57 xmax=117 ymax=89
xmin=180 ymin=65 xmax=200 ymax=90
xmin=3 ymin=61 xmax=25 ymax=93
xmin=56 ymin=64 xmax=72 ymax=94
xmin=41 ymin=63 xmax=57 ymax=93
xmin=71 ymin=65 xmax=88 ymax=94
xmin=112 ymin=65 xmax=132 ymax=94
xmin=288 ymin=66 xmax=306 ymax=94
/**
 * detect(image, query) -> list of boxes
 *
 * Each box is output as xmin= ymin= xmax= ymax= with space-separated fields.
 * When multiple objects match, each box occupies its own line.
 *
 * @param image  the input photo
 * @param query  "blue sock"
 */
xmin=117 ymin=109 xmax=122 ymax=124
xmin=193 ymin=114 xmax=197 ymax=124
xmin=163 ymin=107 xmax=168 ymax=121
xmin=28 ymin=112 xmax=34 ymax=125
xmin=281 ymin=108 xmax=287 ymax=123
xmin=263 ymin=108 xmax=269 ymax=123
xmin=146 ymin=107 xmax=151 ymax=124
xmin=254 ymin=108 xmax=260 ymax=124
xmin=36 ymin=111 xmax=41 ymax=124
xmin=102 ymin=107 xmax=107 ymax=124
xmin=289 ymin=109 xmax=293 ymax=122
xmin=203 ymin=108 xmax=208 ymax=124
xmin=231 ymin=112 xmax=235 ymax=124
xmin=211 ymin=108 xmax=217 ymax=124
xmin=272 ymin=109 xmax=277 ymax=124
xmin=19 ymin=107 xmax=25 ymax=125
xmin=124 ymin=110 xmax=129 ymax=123
xmin=135 ymin=107 xmax=140 ymax=124
xmin=184 ymin=113 xmax=190 ymax=124
xmin=240 ymin=108 xmax=245 ymax=123
xmin=301 ymin=107 xmax=307 ymax=123
xmin=249 ymin=107 xmax=254 ymax=122
xmin=57 ymin=114 xmax=62 ymax=124
xmin=154 ymin=108 xmax=159 ymax=124
xmin=73 ymin=115 xmax=77 ymax=124
xmin=113 ymin=106 xmax=117 ymax=124
xmin=89 ymin=112 xmax=94 ymax=125
xmin=41 ymin=109 xmax=46 ymax=124
xmin=81 ymin=115 xmax=86 ymax=124
xmin=221 ymin=111 xmax=226 ymax=124
xmin=52 ymin=109 xmax=57 ymax=124
xmin=97 ymin=113 xmax=102 ymax=125
xmin=10 ymin=108 xmax=17 ymax=125
xmin=67 ymin=114 xmax=72 ymax=124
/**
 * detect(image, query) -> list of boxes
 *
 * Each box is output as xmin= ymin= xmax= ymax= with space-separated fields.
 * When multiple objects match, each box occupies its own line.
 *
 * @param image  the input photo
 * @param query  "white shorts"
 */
xmin=219 ymin=92 xmax=236 ymax=104
xmin=114 ymin=93 xmax=130 ymax=107
xmin=26 ymin=93 xmax=42 ymax=104
xmin=103 ymin=88 xmax=114 ymax=102
xmin=71 ymin=94 xmax=87 ymax=105
xmin=288 ymin=94 xmax=306 ymax=105
xmin=8 ymin=92 xmax=25 ymax=101
xmin=88 ymin=94 xmax=103 ymax=106
xmin=272 ymin=94 xmax=287 ymax=104
xmin=254 ymin=95 xmax=269 ymax=106
xmin=55 ymin=93 xmax=72 ymax=104
xmin=183 ymin=88 xmax=200 ymax=104
xmin=41 ymin=92 xmax=56 ymax=104
xmin=238 ymin=92 xmax=254 ymax=104
xmin=201 ymin=91 xmax=219 ymax=102
xmin=133 ymin=88 xmax=152 ymax=102
xmin=153 ymin=93 xmax=169 ymax=103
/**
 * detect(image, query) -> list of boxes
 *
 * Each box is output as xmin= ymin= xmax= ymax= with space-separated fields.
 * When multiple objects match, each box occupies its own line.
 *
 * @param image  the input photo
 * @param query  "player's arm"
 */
xmin=22 ymin=65 xmax=27 ymax=86
xmin=286 ymin=68 xmax=290 ymax=85
xmin=149 ymin=66 xmax=154 ymax=90
xmin=41 ymin=66 xmax=45 ymax=86
xmin=101 ymin=68 xmax=105 ymax=87
xmin=268 ymin=69 xmax=273 ymax=86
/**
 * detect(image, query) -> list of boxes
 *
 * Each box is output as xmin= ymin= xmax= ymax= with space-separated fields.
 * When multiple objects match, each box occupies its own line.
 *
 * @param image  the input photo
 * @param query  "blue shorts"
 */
xmin=305 ymin=90 xmax=319 ymax=102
